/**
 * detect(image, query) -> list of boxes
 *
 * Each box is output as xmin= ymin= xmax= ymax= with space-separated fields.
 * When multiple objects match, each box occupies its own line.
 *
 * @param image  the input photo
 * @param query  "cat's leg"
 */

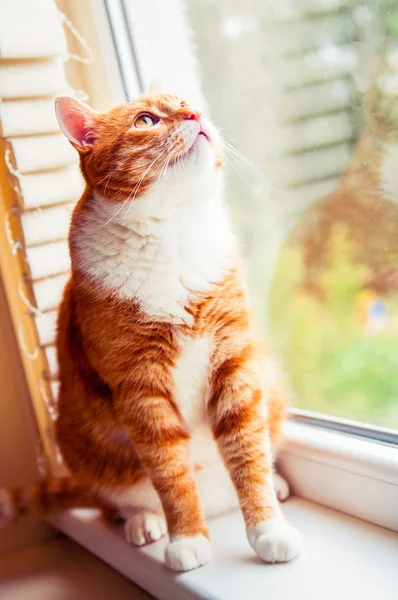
xmin=208 ymin=346 xmax=302 ymax=564
xmin=261 ymin=357 xmax=291 ymax=502
xmin=114 ymin=381 xmax=210 ymax=572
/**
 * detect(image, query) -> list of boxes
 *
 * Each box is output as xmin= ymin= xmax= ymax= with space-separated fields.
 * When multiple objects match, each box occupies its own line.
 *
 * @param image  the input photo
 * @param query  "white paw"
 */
xmin=247 ymin=516 xmax=302 ymax=563
xmin=274 ymin=472 xmax=290 ymax=502
xmin=165 ymin=534 xmax=211 ymax=572
xmin=124 ymin=509 xmax=167 ymax=546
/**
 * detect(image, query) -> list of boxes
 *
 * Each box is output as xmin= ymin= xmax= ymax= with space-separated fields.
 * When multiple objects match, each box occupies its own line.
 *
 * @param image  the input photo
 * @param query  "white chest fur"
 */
xmin=173 ymin=336 xmax=211 ymax=428
xmin=173 ymin=335 xmax=221 ymax=469
xmin=73 ymin=189 xmax=235 ymax=323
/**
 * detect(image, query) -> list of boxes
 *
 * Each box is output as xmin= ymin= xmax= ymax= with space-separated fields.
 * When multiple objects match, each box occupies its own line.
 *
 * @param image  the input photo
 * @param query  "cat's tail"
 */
xmin=0 ymin=476 xmax=96 ymax=529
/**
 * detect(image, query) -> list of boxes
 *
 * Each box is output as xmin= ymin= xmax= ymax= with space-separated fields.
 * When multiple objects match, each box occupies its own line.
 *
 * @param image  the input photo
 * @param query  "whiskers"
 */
xmin=100 ymin=133 xmax=184 ymax=227
xmin=100 ymin=194 xmax=133 ymax=228
xmin=152 ymin=143 xmax=184 ymax=212
xmin=122 ymin=140 xmax=174 ymax=220
xmin=217 ymin=128 xmax=282 ymax=197
xmin=100 ymin=125 xmax=279 ymax=230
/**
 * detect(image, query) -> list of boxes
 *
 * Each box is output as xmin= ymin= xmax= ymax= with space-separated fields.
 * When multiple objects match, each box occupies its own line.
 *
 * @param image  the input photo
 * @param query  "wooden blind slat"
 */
xmin=0 ymin=0 xmax=85 ymax=476
xmin=0 ymin=99 xmax=61 ymax=137
xmin=33 ymin=273 xmax=69 ymax=312
xmin=26 ymin=240 xmax=71 ymax=281
xmin=0 ymin=0 xmax=67 ymax=59
xmin=45 ymin=346 xmax=58 ymax=379
xmin=8 ymin=135 xmax=77 ymax=174
xmin=0 ymin=59 xmax=70 ymax=99
xmin=20 ymin=164 xmax=83 ymax=210
xmin=21 ymin=202 xmax=74 ymax=247
xmin=36 ymin=310 xmax=57 ymax=347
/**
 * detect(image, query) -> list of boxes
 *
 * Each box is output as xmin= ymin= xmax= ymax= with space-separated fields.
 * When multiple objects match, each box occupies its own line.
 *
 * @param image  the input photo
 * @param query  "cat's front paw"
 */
xmin=247 ymin=516 xmax=302 ymax=563
xmin=165 ymin=534 xmax=211 ymax=571
xmin=124 ymin=509 xmax=167 ymax=546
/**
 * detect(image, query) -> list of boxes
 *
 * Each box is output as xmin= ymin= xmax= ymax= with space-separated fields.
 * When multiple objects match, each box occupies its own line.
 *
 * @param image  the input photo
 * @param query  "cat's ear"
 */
xmin=55 ymin=96 xmax=97 ymax=153
xmin=148 ymin=78 xmax=163 ymax=95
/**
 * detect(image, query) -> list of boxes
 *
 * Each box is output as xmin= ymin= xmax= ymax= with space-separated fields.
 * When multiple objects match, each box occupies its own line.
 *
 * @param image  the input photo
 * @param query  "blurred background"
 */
xmin=183 ymin=0 xmax=398 ymax=428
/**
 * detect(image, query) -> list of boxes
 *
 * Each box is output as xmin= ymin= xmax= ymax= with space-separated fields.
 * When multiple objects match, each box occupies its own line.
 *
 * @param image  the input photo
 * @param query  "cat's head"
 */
xmin=55 ymin=91 xmax=223 ymax=210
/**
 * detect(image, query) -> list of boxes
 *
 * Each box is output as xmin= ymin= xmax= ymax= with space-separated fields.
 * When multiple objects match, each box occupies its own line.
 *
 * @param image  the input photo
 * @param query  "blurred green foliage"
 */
xmin=269 ymin=225 xmax=398 ymax=428
xmin=385 ymin=2 xmax=398 ymax=38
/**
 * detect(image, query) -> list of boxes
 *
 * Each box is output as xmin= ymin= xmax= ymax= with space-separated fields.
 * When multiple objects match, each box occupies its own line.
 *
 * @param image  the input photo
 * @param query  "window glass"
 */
xmin=186 ymin=0 xmax=398 ymax=428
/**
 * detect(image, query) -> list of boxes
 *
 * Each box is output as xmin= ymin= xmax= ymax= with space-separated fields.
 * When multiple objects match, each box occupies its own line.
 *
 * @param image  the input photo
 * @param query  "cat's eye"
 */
xmin=134 ymin=113 xmax=158 ymax=129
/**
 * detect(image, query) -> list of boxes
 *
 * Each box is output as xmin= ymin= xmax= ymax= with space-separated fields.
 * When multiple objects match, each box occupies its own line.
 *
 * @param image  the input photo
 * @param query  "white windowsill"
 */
xmin=50 ymin=497 xmax=398 ymax=600
xmin=279 ymin=422 xmax=398 ymax=532
xmin=283 ymin=420 xmax=398 ymax=481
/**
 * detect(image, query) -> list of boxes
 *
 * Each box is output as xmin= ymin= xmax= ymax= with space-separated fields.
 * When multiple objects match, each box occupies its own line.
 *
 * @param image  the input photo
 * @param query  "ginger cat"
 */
xmin=0 ymin=90 xmax=301 ymax=571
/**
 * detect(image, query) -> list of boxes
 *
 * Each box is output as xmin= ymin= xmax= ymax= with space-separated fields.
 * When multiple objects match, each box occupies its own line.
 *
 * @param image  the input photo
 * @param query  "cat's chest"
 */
xmin=173 ymin=336 xmax=212 ymax=429
xmin=74 ymin=196 xmax=234 ymax=324
xmin=173 ymin=335 xmax=220 ymax=467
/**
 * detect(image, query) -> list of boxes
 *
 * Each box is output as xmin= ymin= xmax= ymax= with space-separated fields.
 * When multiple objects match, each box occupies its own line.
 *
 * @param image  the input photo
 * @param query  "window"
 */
xmin=2 ymin=0 xmax=398 ymax=485
xmin=178 ymin=0 xmax=398 ymax=430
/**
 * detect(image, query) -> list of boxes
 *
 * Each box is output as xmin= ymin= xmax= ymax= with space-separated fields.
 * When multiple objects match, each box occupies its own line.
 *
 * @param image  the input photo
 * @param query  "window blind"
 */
xmin=0 ymin=0 xmax=89 ymax=475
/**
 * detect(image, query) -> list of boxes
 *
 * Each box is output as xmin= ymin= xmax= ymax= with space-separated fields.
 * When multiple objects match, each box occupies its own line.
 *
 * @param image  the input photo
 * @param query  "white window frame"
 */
xmin=281 ymin=411 xmax=398 ymax=532
xmin=104 ymin=0 xmax=207 ymax=108
xmin=279 ymin=419 xmax=398 ymax=531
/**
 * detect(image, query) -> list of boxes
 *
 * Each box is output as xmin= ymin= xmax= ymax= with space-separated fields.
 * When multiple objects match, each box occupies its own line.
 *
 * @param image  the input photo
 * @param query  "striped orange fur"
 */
xmin=0 ymin=477 xmax=92 ymax=528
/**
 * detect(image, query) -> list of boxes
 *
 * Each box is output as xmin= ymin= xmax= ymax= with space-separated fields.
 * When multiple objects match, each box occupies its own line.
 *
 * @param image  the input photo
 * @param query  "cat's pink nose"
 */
xmin=185 ymin=110 xmax=201 ymax=122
